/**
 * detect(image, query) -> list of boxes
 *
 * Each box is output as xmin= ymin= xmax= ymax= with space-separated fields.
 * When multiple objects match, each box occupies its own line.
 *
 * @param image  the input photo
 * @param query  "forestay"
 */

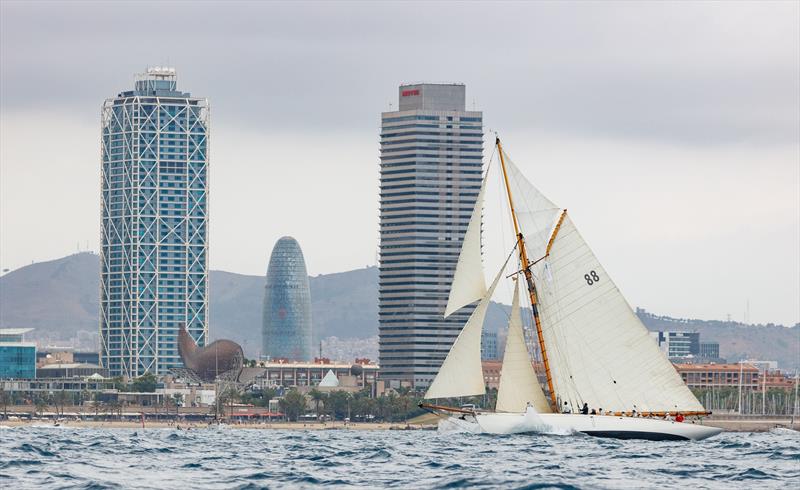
xmin=444 ymin=174 xmax=487 ymax=318
xmin=425 ymin=258 xmax=508 ymax=400
xmin=533 ymin=214 xmax=705 ymax=413
xmin=496 ymin=279 xmax=552 ymax=413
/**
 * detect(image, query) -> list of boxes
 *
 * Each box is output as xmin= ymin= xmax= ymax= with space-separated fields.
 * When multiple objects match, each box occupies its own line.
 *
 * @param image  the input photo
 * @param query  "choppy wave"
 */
xmin=0 ymin=426 xmax=798 ymax=488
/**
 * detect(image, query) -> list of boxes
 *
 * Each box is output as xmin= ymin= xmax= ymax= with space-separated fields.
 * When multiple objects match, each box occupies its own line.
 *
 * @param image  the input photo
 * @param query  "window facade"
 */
xmin=378 ymin=84 xmax=483 ymax=387
xmin=0 ymin=345 xmax=36 ymax=379
xmin=100 ymin=70 xmax=209 ymax=377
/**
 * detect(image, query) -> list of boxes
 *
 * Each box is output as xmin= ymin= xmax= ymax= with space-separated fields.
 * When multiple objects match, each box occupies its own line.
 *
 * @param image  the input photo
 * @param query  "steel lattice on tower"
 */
xmin=100 ymin=67 xmax=209 ymax=378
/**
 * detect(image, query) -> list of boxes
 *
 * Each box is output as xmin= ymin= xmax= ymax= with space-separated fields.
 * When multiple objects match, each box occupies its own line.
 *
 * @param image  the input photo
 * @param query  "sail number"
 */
xmin=584 ymin=271 xmax=600 ymax=286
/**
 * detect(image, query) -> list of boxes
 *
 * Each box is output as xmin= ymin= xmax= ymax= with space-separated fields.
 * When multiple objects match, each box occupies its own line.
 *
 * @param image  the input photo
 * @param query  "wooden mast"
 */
xmin=495 ymin=137 xmax=558 ymax=411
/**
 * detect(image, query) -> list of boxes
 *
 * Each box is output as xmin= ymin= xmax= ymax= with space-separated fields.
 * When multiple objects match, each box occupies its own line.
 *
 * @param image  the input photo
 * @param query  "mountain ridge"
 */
xmin=1 ymin=252 xmax=796 ymax=369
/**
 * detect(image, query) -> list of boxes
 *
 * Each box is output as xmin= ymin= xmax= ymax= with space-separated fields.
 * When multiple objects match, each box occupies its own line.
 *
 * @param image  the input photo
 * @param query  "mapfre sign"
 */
xmin=401 ymin=89 xmax=420 ymax=97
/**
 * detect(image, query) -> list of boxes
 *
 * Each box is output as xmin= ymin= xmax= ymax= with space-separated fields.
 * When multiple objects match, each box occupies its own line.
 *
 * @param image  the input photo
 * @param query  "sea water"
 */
xmin=0 ymin=426 xmax=798 ymax=489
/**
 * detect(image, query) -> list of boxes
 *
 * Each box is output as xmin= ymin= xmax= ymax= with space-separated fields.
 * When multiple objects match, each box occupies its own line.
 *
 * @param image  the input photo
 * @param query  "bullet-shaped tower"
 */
xmin=262 ymin=236 xmax=313 ymax=360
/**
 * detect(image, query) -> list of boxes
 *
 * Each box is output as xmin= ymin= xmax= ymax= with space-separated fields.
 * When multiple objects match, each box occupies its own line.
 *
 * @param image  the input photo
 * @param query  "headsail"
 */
xmin=444 ymin=174 xmax=487 ymax=318
xmin=533 ymin=214 xmax=705 ymax=413
xmin=496 ymin=279 xmax=552 ymax=413
xmin=500 ymin=149 xmax=561 ymax=260
xmin=425 ymin=257 xmax=507 ymax=400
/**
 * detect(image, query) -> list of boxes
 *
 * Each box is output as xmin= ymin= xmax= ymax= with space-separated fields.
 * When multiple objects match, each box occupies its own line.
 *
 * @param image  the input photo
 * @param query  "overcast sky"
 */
xmin=1 ymin=1 xmax=798 ymax=326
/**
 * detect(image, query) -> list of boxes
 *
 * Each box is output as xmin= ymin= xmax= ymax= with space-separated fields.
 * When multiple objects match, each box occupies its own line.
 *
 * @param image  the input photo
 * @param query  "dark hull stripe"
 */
xmin=581 ymin=430 xmax=689 ymax=441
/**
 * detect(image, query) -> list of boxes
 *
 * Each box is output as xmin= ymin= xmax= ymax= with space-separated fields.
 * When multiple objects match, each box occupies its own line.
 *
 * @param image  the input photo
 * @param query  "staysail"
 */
xmin=532 ymin=213 xmax=705 ymax=413
xmin=444 ymin=174 xmax=487 ymax=318
xmin=496 ymin=279 xmax=552 ymax=413
xmin=425 ymin=258 xmax=507 ymax=400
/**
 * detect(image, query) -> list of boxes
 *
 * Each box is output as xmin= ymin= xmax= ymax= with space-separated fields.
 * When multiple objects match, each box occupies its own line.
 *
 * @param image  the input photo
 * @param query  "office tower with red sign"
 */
xmin=378 ymin=84 xmax=483 ymax=388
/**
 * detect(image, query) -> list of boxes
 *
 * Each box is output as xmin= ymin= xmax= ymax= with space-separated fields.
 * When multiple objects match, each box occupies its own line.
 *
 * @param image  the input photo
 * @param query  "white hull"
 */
xmin=442 ymin=409 xmax=722 ymax=441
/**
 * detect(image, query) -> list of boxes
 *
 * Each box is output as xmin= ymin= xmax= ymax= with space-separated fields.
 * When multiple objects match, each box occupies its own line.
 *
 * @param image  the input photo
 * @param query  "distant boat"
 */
xmin=419 ymin=137 xmax=722 ymax=442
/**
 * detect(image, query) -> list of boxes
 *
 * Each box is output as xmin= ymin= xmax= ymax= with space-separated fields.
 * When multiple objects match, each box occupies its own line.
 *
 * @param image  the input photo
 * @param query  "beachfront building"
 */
xmin=242 ymin=359 xmax=379 ymax=392
xmin=378 ymin=83 xmax=483 ymax=388
xmin=674 ymin=363 xmax=760 ymax=390
xmin=0 ymin=328 xmax=36 ymax=379
xmin=100 ymin=67 xmax=210 ymax=377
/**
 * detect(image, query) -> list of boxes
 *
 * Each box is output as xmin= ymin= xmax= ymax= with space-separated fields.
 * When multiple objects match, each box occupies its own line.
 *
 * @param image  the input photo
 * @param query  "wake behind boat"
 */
xmin=419 ymin=137 xmax=722 ymax=442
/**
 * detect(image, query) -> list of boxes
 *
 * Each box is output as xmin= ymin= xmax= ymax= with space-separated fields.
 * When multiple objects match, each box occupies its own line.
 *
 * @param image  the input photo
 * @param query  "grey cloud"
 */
xmin=1 ymin=1 xmax=797 ymax=145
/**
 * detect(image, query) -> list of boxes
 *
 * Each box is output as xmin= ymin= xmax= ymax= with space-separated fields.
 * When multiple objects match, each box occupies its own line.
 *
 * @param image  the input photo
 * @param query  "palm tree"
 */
xmin=34 ymin=397 xmax=48 ymax=418
xmin=308 ymin=389 xmax=326 ymax=420
xmin=92 ymin=392 xmax=100 ymax=419
xmin=54 ymin=390 xmax=69 ymax=418
xmin=107 ymin=399 xmax=123 ymax=420
xmin=261 ymin=387 xmax=278 ymax=408
xmin=0 ymin=388 xmax=10 ymax=420
xmin=172 ymin=394 xmax=184 ymax=417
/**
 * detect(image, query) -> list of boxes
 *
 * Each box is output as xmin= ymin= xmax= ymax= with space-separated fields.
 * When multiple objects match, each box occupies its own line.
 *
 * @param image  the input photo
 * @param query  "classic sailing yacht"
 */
xmin=420 ymin=137 xmax=722 ymax=442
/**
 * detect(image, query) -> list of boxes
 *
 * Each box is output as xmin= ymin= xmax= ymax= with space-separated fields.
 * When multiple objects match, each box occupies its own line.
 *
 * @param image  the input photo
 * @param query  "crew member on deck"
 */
xmin=581 ymin=403 xmax=589 ymax=415
xmin=563 ymin=401 xmax=571 ymax=414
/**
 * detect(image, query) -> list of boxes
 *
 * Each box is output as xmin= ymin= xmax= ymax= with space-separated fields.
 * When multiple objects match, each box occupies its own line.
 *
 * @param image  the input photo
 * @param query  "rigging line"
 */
xmin=496 ymin=148 xmax=519 ymax=307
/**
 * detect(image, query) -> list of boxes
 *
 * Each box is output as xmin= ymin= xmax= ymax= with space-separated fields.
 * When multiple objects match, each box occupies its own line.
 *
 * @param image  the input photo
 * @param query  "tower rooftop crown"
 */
xmin=126 ymin=66 xmax=186 ymax=97
xmin=397 ymin=83 xmax=466 ymax=112
xmin=142 ymin=66 xmax=177 ymax=80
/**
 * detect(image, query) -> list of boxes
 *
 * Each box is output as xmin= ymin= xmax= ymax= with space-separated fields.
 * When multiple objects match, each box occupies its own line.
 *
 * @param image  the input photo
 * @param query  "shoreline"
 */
xmin=1 ymin=418 xmax=796 ymax=432
xmin=0 ymin=419 xmax=429 ymax=430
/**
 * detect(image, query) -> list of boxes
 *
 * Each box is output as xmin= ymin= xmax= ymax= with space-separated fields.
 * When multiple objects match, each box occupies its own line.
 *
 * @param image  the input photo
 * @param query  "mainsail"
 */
xmin=496 ymin=280 xmax=552 ymax=413
xmin=425 ymin=258 xmax=506 ymax=400
xmin=532 ymin=213 xmax=705 ymax=413
xmin=444 ymin=174 xmax=487 ymax=318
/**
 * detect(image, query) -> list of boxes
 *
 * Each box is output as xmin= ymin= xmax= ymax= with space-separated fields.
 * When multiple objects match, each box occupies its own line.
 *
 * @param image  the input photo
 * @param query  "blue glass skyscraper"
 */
xmin=100 ymin=68 xmax=209 ymax=378
xmin=262 ymin=237 xmax=313 ymax=361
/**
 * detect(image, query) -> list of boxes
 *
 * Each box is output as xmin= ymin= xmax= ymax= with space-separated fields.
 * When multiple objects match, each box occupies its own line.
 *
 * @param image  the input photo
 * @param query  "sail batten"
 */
xmin=496 ymin=280 xmax=552 ymax=413
xmin=444 ymin=174 xmax=488 ymax=318
xmin=425 ymin=258 xmax=508 ymax=400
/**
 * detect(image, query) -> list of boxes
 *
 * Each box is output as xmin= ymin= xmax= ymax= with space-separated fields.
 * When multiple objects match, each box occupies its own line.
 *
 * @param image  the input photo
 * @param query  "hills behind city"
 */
xmin=1 ymin=251 xmax=797 ymax=370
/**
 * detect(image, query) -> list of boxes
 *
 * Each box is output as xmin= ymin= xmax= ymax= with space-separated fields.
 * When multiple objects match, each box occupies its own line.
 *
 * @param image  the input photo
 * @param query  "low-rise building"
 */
xmin=36 ymin=363 xmax=108 ymax=379
xmin=762 ymin=370 xmax=797 ymax=392
xmin=37 ymin=349 xmax=101 ymax=367
xmin=481 ymin=360 xmax=502 ymax=389
xmin=0 ymin=328 xmax=36 ymax=379
xmin=243 ymin=359 xmax=379 ymax=391
xmin=650 ymin=331 xmax=700 ymax=358
xmin=674 ymin=363 xmax=760 ymax=390
xmin=0 ymin=376 xmax=118 ymax=395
